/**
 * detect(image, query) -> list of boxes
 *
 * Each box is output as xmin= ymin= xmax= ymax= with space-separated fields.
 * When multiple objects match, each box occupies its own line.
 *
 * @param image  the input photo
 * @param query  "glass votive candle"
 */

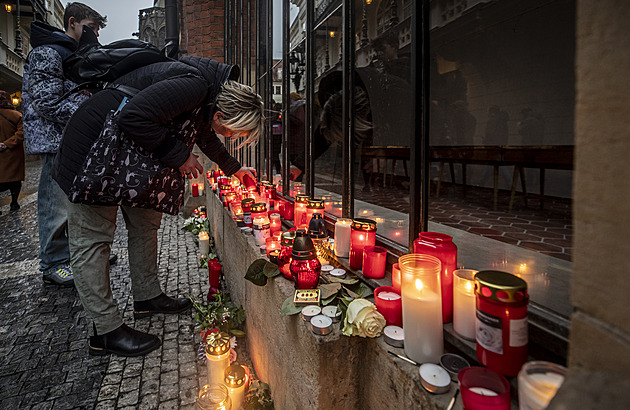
xmin=269 ymin=212 xmax=282 ymax=235
xmin=453 ymin=269 xmax=478 ymax=341
xmin=362 ymin=246 xmax=387 ymax=279
xmin=374 ymin=286 xmax=402 ymax=327
xmin=282 ymin=200 xmax=294 ymax=221
xmin=349 ymin=218 xmax=377 ymax=270
xmin=391 ymin=262 xmax=401 ymax=292
xmin=459 ymin=366 xmax=510 ymax=410
xmin=265 ymin=236 xmax=281 ymax=257
xmin=518 ymin=361 xmax=567 ymax=410
xmin=197 ymin=384 xmax=232 ymax=410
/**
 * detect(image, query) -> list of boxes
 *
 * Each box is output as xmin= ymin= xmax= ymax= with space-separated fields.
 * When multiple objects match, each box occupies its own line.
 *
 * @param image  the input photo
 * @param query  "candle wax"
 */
xmin=419 ymin=363 xmax=451 ymax=393
xmin=402 ymin=280 xmax=443 ymax=363
xmin=330 ymin=268 xmax=346 ymax=277
xmin=377 ymin=291 xmax=402 ymax=301
xmin=321 ymin=264 xmax=334 ymax=272
xmin=384 ymin=325 xmax=404 ymax=340
xmin=311 ymin=315 xmax=333 ymax=328
xmin=469 ymin=387 xmax=499 ymax=396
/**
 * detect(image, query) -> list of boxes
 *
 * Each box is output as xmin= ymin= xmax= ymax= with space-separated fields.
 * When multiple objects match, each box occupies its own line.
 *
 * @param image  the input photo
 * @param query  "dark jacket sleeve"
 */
xmin=196 ymin=122 xmax=241 ymax=175
xmin=116 ymin=74 xmax=208 ymax=168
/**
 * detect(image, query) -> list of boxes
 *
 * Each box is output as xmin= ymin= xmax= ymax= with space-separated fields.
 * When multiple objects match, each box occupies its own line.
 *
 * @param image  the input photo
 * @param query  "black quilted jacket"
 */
xmin=53 ymin=56 xmax=241 ymax=195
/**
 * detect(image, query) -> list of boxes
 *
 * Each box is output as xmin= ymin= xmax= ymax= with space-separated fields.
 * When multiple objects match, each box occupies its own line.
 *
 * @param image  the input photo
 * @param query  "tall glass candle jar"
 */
xmin=278 ymin=231 xmax=296 ymax=280
xmin=242 ymin=173 xmax=257 ymax=191
xmin=362 ymin=246 xmax=387 ymax=279
xmin=453 ymin=269 xmax=478 ymax=341
xmin=250 ymin=202 xmax=268 ymax=221
xmin=518 ymin=361 xmax=567 ymax=410
xmin=192 ymin=182 xmax=199 ymax=197
xmin=224 ymin=364 xmax=248 ymax=410
xmin=475 ymin=270 xmax=529 ymax=377
xmin=197 ymin=384 xmax=232 ymax=410
xmin=293 ymin=195 xmax=310 ymax=230
xmin=241 ymin=198 xmax=254 ymax=228
xmin=290 ymin=230 xmax=321 ymax=289
xmin=199 ymin=231 xmax=210 ymax=256
xmin=349 ymin=218 xmax=377 ymax=270
xmin=205 ymin=332 xmax=231 ymax=387
xmin=282 ymin=200 xmax=294 ymax=221
xmin=334 ymin=218 xmax=353 ymax=258
xmin=252 ymin=215 xmax=271 ymax=246
xmin=269 ymin=213 xmax=282 ymax=235
xmin=223 ymin=192 xmax=237 ymax=208
xmin=305 ymin=199 xmax=325 ymax=228
xmin=413 ymin=232 xmax=457 ymax=323
xmin=399 ymin=254 xmax=444 ymax=364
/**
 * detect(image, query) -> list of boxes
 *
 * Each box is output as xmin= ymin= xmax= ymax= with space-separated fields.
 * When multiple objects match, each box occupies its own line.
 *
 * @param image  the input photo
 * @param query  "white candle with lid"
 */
xmin=301 ymin=305 xmax=321 ymax=322
xmin=377 ymin=291 xmax=401 ymax=301
xmin=419 ymin=363 xmax=451 ymax=394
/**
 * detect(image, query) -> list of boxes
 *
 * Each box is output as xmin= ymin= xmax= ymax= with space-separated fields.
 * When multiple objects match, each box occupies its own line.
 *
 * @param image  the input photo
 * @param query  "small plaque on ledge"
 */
xmin=294 ymin=289 xmax=321 ymax=306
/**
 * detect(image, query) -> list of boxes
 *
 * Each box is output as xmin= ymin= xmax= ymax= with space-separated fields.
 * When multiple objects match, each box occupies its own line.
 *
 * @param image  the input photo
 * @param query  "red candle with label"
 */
xmin=241 ymin=198 xmax=254 ymax=228
xmin=191 ymin=183 xmax=199 ymax=197
xmin=475 ymin=270 xmax=528 ymax=377
xmin=374 ymin=286 xmax=402 ymax=327
xmin=293 ymin=195 xmax=310 ymax=229
xmin=362 ymin=246 xmax=387 ymax=279
xmin=413 ymin=232 xmax=457 ymax=323
xmin=349 ymin=218 xmax=377 ymax=270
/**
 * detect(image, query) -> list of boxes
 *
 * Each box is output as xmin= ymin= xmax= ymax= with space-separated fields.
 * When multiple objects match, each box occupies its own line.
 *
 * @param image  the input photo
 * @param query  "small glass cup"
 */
xmin=518 ymin=361 xmax=567 ymax=410
xmin=196 ymin=384 xmax=232 ymax=410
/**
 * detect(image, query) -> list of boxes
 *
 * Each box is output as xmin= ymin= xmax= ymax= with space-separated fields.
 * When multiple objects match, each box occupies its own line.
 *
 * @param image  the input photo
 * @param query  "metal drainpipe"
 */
xmin=164 ymin=0 xmax=179 ymax=58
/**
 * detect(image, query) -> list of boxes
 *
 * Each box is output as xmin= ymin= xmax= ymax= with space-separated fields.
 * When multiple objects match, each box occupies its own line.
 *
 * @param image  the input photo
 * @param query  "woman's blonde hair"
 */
xmin=215 ymin=80 xmax=265 ymax=147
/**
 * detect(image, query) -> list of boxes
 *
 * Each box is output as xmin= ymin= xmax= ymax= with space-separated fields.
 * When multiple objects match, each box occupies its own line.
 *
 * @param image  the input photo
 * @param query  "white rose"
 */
xmin=342 ymin=298 xmax=386 ymax=338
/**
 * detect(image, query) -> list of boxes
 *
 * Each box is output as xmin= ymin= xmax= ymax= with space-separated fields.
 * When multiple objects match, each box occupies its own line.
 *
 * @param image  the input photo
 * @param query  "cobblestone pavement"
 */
xmin=0 ymin=184 xmax=212 ymax=408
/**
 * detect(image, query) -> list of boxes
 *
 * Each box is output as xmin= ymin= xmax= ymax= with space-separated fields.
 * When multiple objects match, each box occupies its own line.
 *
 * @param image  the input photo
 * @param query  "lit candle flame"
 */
xmin=415 ymin=279 xmax=423 ymax=291
xmin=465 ymin=280 xmax=473 ymax=292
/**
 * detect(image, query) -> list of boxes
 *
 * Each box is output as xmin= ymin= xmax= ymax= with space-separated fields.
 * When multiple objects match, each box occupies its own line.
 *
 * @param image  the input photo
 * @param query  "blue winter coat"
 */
xmin=22 ymin=22 xmax=88 ymax=155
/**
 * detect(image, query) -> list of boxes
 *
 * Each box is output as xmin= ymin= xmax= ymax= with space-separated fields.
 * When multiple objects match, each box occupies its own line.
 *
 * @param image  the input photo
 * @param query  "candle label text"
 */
xmin=509 ymin=317 xmax=528 ymax=347
xmin=476 ymin=309 xmax=503 ymax=354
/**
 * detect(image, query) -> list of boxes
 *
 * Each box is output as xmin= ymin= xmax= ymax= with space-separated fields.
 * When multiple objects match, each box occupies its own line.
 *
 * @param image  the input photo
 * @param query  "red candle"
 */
xmin=265 ymin=236 xmax=281 ymax=257
xmin=269 ymin=213 xmax=282 ymax=235
xmin=278 ymin=231 xmax=296 ymax=280
xmin=305 ymin=199 xmax=325 ymax=229
xmin=458 ymin=367 xmax=510 ymax=410
xmin=283 ymin=200 xmax=294 ymax=221
xmin=293 ymin=195 xmax=310 ymax=229
xmin=392 ymin=262 xmax=401 ymax=292
xmin=374 ymin=286 xmax=402 ymax=327
xmin=191 ymin=183 xmax=199 ymax=197
xmin=414 ymin=232 xmax=457 ymax=323
xmin=349 ymin=219 xmax=377 ymax=270
xmin=241 ymin=198 xmax=254 ymax=228
xmin=250 ymin=202 xmax=268 ymax=221
xmin=242 ymin=173 xmax=257 ymax=191
xmin=208 ymin=259 xmax=222 ymax=288
xmin=276 ymin=201 xmax=286 ymax=219
xmin=362 ymin=246 xmax=387 ymax=279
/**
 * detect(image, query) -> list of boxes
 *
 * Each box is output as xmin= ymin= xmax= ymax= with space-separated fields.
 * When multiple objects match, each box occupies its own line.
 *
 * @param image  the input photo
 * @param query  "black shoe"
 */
xmin=109 ymin=253 xmax=118 ymax=265
xmin=10 ymin=202 xmax=19 ymax=211
xmin=133 ymin=293 xmax=193 ymax=318
xmin=89 ymin=323 xmax=161 ymax=357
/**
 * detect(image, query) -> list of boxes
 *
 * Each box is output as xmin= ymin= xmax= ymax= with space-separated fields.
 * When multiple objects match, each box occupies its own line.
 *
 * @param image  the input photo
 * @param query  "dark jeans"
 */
xmin=0 ymin=180 xmax=21 ymax=204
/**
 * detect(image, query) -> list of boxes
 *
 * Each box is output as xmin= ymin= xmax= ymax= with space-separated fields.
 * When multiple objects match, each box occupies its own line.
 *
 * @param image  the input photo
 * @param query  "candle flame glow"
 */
xmin=415 ymin=279 xmax=423 ymax=291
xmin=465 ymin=280 xmax=473 ymax=292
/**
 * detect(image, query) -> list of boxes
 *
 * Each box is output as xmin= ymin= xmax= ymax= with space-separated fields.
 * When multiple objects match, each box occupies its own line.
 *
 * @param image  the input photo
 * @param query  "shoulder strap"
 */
xmin=0 ymin=111 xmax=17 ymax=128
xmin=51 ymin=81 xmax=140 ymax=105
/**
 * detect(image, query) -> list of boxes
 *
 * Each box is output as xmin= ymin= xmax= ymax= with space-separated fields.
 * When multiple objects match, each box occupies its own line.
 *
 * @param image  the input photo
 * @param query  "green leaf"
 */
xmin=280 ymin=296 xmax=303 ymax=316
xmin=343 ymin=285 xmax=360 ymax=299
xmin=327 ymin=276 xmax=359 ymax=285
xmin=263 ymin=262 xmax=282 ymax=278
xmin=244 ymin=259 xmax=269 ymax=286
xmin=230 ymin=329 xmax=246 ymax=337
xmin=321 ymin=295 xmax=337 ymax=306
xmin=319 ymin=283 xmax=342 ymax=300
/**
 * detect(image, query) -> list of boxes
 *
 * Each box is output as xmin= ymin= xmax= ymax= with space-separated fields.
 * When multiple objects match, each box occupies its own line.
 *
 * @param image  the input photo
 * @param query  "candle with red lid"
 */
xmin=374 ymin=286 xmax=402 ymax=327
xmin=191 ymin=183 xmax=199 ymax=197
xmin=305 ymin=199 xmax=325 ymax=229
xmin=293 ymin=195 xmax=310 ymax=230
xmin=413 ymin=232 xmax=457 ymax=323
xmin=290 ymin=230 xmax=321 ymax=289
xmin=241 ymin=198 xmax=254 ymax=227
xmin=349 ymin=218 xmax=377 ymax=270
xmin=362 ymin=246 xmax=387 ymax=279
xmin=475 ymin=270 xmax=528 ymax=377
xmin=250 ymin=202 xmax=268 ymax=221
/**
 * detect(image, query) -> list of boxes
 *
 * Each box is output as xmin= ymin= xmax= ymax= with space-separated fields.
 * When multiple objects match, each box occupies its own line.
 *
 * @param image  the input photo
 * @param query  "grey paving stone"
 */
xmin=94 ymin=399 xmax=116 ymax=410
xmin=117 ymin=389 xmax=139 ymax=407
xmin=158 ymin=398 xmax=179 ymax=409
xmin=138 ymin=393 xmax=159 ymax=410
xmin=120 ymin=375 xmax=141 ymax=393
xmin=101 ymin=371 xmax=123 ymax=385
xmin=122 ymin=362 xmax=143 ymax=378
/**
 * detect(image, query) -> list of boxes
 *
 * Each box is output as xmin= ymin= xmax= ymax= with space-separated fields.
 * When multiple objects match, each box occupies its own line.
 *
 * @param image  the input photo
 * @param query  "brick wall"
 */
xmin=180 ymin=0 xmax=226 ymax=60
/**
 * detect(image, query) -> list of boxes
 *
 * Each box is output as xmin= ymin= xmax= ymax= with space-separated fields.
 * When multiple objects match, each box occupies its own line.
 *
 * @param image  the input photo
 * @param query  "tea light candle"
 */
xmin=334 ymin=218 xmax=353 ymax=258
xmin=191 ymin=183 xmax=199 ymax=197
xmin=440 ymin=353 xmax=470 ymax=381
xmin=419 ymin=363 xmax=451 ymax=394
xmin=330 ymin=268 xmax=347 ymax=278
xmin=383 ymin=325 xmax=404 ymax=347
xmin=265 ymin=237 xmax=280 ymax=257
xmin=199 ymin=231 xmax=210 ymax=256
xmin=453 ymin=269 xmax=477 ymax=341
xmin=374 ymin=287 xmax=403 ymax=327
xmin=321 ymin=264 xmax=334 ymax=272
xmin=459 ymin=366 xmax=510 ymax=410
xmin=310 ymin=314 xmax=333 ymax=335
xmin=301 ymin=305 xmax=321 ymax=322
xmin=322 ymin=305 xmax=341 ymax=322
xmin=392 ymin=263 xmax=401 ymax=292
xmin=362 ymin=246 xmax=387 ymax=279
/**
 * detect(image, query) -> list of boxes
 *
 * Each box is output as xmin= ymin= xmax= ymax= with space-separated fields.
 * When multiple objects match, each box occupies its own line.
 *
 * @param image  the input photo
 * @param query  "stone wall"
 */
xmin=204 ymin=193 xmax=452 ymax=410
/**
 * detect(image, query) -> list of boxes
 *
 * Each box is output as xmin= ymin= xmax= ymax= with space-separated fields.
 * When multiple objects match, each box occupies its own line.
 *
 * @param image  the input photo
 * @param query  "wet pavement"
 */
xmin=0 ymin=158 xmax=213 ymax=409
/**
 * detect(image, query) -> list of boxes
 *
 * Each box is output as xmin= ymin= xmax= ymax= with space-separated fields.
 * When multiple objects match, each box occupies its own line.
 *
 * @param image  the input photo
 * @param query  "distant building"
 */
xmin=138 ymin=0 xmax=166 ymax=49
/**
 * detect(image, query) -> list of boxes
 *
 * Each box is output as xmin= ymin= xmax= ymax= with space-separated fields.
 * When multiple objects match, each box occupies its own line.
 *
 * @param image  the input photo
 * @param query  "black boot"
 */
xmin=133 ymin=293 xmax=193 ymax=318
xmin=89 ymin=323 xmax=161 ymax=357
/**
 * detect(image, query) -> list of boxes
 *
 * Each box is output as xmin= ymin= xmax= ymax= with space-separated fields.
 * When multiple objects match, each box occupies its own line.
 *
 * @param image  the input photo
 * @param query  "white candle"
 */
xmin=322 ymin=305 xmax=341 ymax=322
xmin=518 ymin=363 xmax=567 ymax=410
xmin=453 ymin=269 xmax=477 ymax=341
xmin=252 ymin=216 xmax=270 ymax=246
xmin=469 ymin=387 xmax=499 ymax=396
xmin=198 ymin=183 xmax=205 ymax=196
xmin=419 ymin=363 xmax=451 ymax=394
xmin=383 ymin=325 xmax=404 ymax=347
xmin=310 ymin=314 xmax=333 ymax=335
xmin=321 ymin=264 xmax=334 ymax=272
xmin=199 ymin=231 xmax=210 ymax=256
xmin=377 ymin=291 xmax=402 ymax=301
xmin=225 ymin=365 xmax=248 ymax=410
xmin=402 ymin=278 xmax=444 ymax=363
xmin=330 ymin=268 xmax=347 ymax=278
xmin=334 ymin=218 xmax=353 ymax=258
xmin=301 ymin=305 xmax=321 ymax=322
